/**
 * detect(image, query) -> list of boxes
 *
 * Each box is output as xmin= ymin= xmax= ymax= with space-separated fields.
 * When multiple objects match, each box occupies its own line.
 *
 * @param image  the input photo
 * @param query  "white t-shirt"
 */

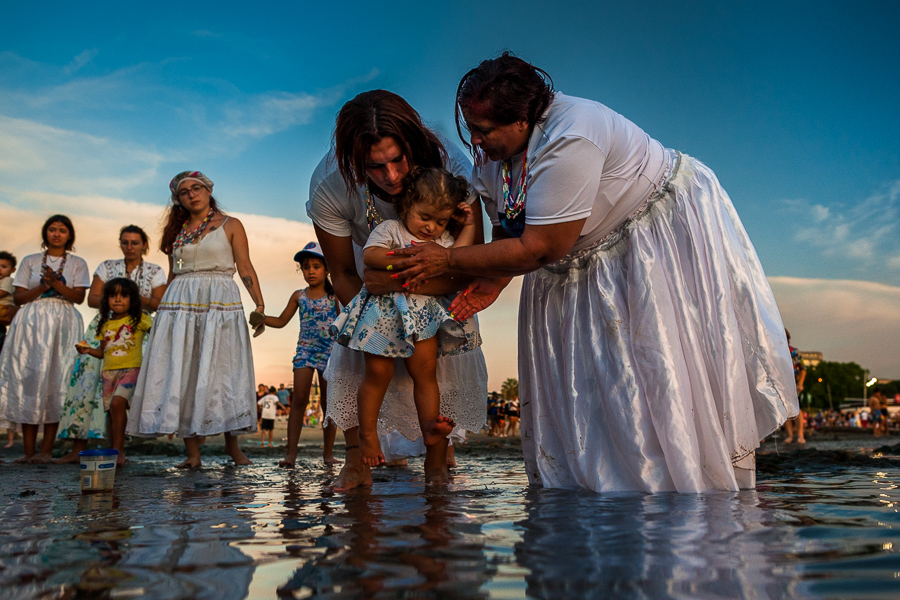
xmin=0 ymin=276 xmax=14 ymax=306
xmin=474 ymin=93 xmax=668 ymax=252
xmin=307 ymin=133 xmax=476 ymax=248
xmin=94 ymin=259 xmax=167 ymax=299
xmin=364 ymin=219 xmax=455 ymax=252
xmin=13 ymin=253 xmax=91 ymax=291
xmin=257 ymin=394 xmax=280 ymax=420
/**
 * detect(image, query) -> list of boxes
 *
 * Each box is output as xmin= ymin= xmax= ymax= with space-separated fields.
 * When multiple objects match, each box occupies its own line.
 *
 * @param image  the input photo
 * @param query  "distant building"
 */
xmin=800 ymin=351 xmax=822 ymax=367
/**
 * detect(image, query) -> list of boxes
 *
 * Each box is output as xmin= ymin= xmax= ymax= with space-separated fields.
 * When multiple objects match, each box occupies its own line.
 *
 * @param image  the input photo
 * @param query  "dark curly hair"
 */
xmin=455 ymin=52 xmax=555 ymax=153
xmin=397 ymin=167 xmax=470 ymax=225
xmin=0 ymin=251 xmax=16 ymax=270
xmin=334 ymin=90 xmax=447 ymax=193
xmin=97 ymin=278 xmax=142 ymax=333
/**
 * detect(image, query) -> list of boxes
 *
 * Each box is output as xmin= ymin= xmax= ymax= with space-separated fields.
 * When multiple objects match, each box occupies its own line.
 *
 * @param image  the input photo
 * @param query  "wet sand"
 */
xmin=2 ymin=428 xmax=900 ymax=599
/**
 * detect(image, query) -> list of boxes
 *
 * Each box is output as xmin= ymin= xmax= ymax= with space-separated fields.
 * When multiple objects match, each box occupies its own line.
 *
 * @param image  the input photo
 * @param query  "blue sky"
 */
xmin=2 ymin=1 xmax=899 ymax=384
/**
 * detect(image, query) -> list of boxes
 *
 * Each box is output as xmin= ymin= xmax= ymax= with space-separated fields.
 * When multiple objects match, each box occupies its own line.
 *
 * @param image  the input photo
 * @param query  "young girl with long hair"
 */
xmin=0 ymin=215 xmax=90 ymax=463
xmin=261 ymin=242 xmax=339 ymax=467
xmin=331 ymin=167 xmax=481 ymax=468
xmin=127 ymin=171 xmax=266 ymax=468
xmin=76 ymin=278 xmax=151 ymax=465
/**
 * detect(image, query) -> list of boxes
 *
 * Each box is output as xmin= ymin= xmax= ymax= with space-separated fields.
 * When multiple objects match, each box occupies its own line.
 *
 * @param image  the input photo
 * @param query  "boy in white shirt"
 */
xmin=257 ymin=386 xmax=285 ymax=447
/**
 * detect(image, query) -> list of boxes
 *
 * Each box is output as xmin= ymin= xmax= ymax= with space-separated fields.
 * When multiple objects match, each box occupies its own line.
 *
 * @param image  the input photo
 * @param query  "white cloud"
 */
xmin=788 ymin=180 xmax=900 ymax=266
xmin=770 ymin=276 xmax=900 ymax=378
xmin=63 ymin=49 xmax=99 ymax=76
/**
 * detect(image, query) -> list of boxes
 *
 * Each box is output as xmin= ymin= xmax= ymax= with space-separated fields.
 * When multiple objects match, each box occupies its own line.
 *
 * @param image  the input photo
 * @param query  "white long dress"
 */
xmin=474 ymin=93 xmax=798 ymax=493
xmin=308 ymin=141 xmax=488 ymax=442
xmin=0 ymin=252 xmax=90 ymax=425
xmin=127 ymin=224 xmax=257 ymax=437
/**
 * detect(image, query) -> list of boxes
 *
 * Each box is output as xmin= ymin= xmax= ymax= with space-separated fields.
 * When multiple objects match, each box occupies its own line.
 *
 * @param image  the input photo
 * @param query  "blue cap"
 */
xmin=294 ymin=241 xmax=325 ymax=263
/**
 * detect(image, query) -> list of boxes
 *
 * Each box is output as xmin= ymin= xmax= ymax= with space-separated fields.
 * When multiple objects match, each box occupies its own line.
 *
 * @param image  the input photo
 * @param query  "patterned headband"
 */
xmin=169 ymin=171 xmax=214 ymax=202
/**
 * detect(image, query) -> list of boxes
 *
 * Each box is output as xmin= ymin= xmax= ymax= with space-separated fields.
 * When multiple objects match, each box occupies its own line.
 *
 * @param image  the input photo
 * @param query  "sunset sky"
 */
xmin=1 ymin=1 xmax=899 ymax=388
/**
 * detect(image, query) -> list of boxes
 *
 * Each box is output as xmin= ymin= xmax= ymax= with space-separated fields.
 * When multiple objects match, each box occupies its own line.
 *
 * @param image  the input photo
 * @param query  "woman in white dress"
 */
xmin=0 ymin=215 xmax=90 ymax=463
xmin=55 ymin=225 xmax=167 ymax=463
xmin=307 ymin=90 xmax=488 ymax=488
xmin=394 ymin=54 xmax=799 ymax=493
xmin=127 ymin=171 xmax=265 ymax=468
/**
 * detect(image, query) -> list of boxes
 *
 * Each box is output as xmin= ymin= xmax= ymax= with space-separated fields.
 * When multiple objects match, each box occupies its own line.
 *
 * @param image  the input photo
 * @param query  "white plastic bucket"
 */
xmin=79 ymin=449 xmax=119 ymax=493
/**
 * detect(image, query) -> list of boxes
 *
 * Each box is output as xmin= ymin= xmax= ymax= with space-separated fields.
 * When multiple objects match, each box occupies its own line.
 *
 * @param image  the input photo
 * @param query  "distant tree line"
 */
xmin=802 ymin=361 xmax=900 ymax=409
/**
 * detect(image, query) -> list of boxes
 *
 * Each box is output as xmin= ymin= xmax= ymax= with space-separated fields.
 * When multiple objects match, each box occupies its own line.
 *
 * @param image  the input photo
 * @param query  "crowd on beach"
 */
xmin=0 ymin=53 xmax=803 ymax=494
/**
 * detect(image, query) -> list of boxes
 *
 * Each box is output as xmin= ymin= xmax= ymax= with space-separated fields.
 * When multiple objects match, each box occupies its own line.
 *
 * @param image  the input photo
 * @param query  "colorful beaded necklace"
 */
xmin=173 ymin=207 xmax=215 ymax=250
xmin=501 ymin=150 xmax=529 ymax=223
xmin=364 ymin=185 xmax=385 ymax=232
xmin=40 ymin=251 xmax=68 ymax=299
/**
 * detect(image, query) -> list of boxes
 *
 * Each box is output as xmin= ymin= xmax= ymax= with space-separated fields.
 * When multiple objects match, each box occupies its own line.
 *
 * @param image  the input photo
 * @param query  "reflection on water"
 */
xmin=1 ymin=452 xmax=900 ymax=598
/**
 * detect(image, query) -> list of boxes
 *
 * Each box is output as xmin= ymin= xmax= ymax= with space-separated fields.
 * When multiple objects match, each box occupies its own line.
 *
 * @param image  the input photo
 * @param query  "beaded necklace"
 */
xmin=364 ymin=185 xmax=385 ymax=232
xmin=501 ymin=150 xmax=529 ymax=223
xmin=173 ymin=207 xmax=215 ymax=250
xmin=40 ymin=251 xmax=68 ymax=299
xmin=125 ymin=260 xmax=145 ymax=294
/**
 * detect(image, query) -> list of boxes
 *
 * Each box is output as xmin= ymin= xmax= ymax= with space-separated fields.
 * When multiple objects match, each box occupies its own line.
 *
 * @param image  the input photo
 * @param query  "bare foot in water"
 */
xmin=422 ymin=415 xmax=455 ymax=448
xmin=227 ymin=448 xmax=253 ymax=466
xmin=358 ymin=430 xmax=385 ymax=467
xmin=384 ymin=458 xmax=408 ymax=467
xmin=279 ymin=452 xmax=297 ymax=468
xmin=446 ymin=445 xmax=456 ymax=468
xmin=175 ymin=458 xmax=202 ymax=469
xmin=332 ymin=448 xmax=372 ymax=491
xmin=53 ymin=451 xmax=81 ymax=464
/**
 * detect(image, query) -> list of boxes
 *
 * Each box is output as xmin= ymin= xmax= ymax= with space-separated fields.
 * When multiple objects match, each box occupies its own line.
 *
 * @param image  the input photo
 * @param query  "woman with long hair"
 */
xmin=0 ymin=215 xmax=90 ymax=463
xmin=127 ymin=171 xmax=265 ymax=468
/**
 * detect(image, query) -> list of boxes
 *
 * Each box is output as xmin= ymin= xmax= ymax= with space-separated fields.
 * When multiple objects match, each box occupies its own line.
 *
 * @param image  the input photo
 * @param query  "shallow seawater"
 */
xmin=2 ymin=445 xmax=900 ymax=599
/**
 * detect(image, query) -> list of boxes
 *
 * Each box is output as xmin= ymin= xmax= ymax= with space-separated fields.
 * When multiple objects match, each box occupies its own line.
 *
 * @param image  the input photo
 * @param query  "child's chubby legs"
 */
xmin=405 ymin=336 xmax=455 ymax=448
xmin=357 ymin=353 xmax=396 ymax=467
xmin=108 ymin=396 xmax=128 ymax=466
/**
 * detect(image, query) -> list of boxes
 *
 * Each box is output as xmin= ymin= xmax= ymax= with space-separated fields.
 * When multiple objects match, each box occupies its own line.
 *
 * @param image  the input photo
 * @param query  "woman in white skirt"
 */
xmin=394 ymin=54 xmax=799 ymax=493
xmin=55 ymin=225 xmax=167 ymax=463
xmin=0 ymin=215 xmax=90 ymax=463
xmin=127 ymin=171 xmax=265 ymax=468
xmin=308 ymin=90 xmax=488 ymax=488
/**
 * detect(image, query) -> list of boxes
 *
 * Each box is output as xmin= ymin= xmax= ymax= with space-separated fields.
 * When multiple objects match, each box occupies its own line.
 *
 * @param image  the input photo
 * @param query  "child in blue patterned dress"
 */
xmin=331 ymin=167 xmax=481 ymax=467
xmin=263 ymin=242 xmax=339 ymax=467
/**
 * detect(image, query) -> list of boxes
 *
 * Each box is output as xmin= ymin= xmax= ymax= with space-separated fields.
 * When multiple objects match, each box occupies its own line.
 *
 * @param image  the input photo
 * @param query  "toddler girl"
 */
xmin=332 ymin=167 xmax=482 ymax=466
xmin=76 ymin=278 xmax=151 ymax=465
xmin=262 ymin=242 xmax=339 ymax=467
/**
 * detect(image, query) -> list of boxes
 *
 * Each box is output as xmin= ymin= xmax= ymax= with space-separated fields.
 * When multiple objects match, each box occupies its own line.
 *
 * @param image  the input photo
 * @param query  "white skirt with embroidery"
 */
xmin=127 ymin=271 xmax=257 ymax=437
xmin=0 ymin=298 xmax=84 ymax=425
xmin=519 ymin=151 xmax=798 ymax=493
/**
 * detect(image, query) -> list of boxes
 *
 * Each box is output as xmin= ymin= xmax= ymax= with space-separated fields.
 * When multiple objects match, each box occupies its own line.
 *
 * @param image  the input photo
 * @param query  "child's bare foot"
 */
xmin=175 ymin=458 xmax=202 ymax=469
xmin=332 ymin=448 xmax=372 ymax=491
xmin=53 ymin=451 xmax=81 ymax=464
xmin=446 ymin=445 xmax=457 ymax=468
xmin=358 ymin=431 xmax=385 ymax=467
xmin=116 ymin=454 xmax=127 ymax=467
xmin=30 ymin=453 xmax=53 ymax=464
xmin=422 ymin=416 xmax=455 ymax=448
xmin=424 ymin=463 xmax=450 ymax=487
xmin=324 ymin=454 xmax=342 ymax=465
xmin=13 ymin=454 xmax=34 ymax=464
xmin=4 ymin=441 xmax=13 ymax=449
xmin=279 ymin=452 xmax=298 ymax=468
xmin=384 ymin=458 xmax=408 ymax=467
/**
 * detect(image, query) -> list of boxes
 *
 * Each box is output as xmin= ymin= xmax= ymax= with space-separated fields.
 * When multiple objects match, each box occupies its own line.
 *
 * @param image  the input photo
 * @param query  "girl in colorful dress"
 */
xmin=331 ymin=167 xmax=481 ymax=467
xmin=262 ymin=242 xmax=339 ymax=467
xmin=76 ymin=278 xmax=152 ymax=466
xmin=127 ymin=171 xmax=266 ymax=469
xmin=0 ymin=215 xmax=90 ymax=463
xmin=55 ymin=225 xmax=167 ymax=463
